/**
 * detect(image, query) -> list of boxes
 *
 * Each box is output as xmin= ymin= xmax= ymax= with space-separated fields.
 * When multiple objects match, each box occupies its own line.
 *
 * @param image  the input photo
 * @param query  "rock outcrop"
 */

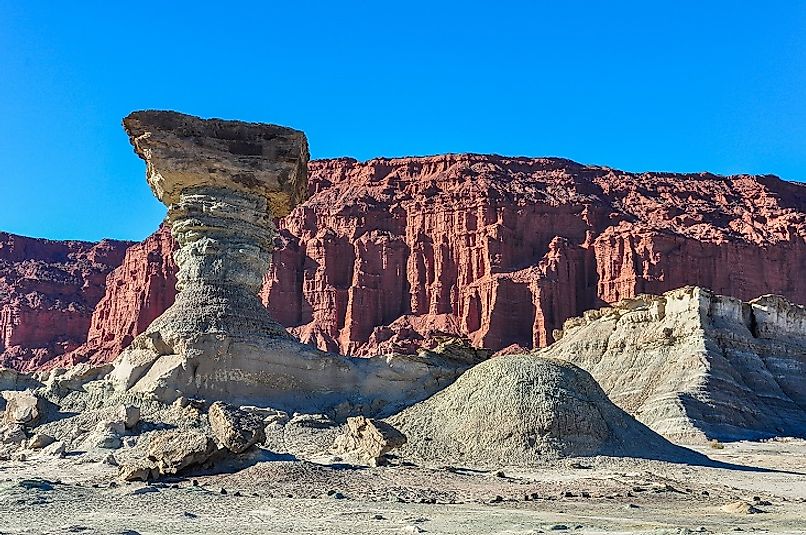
xmin=110 ymin=111 xmax=483 ymax=415
xmin=331 ymin=416 xmax=406 ymax=466
xmin=388 ymin=354 xmax=696 ymax=466
xmin=0 ymin=233 xmax=129 ymax=371
xmin=58 ymin=155 xmax=806 ymax=369
xmin=58 ymin=224 xmax=177 ymax=367
xmin=542 ymin=286 xmax=806 ymax=442
xmin=269 ymin=156 xmax=806 ymax=356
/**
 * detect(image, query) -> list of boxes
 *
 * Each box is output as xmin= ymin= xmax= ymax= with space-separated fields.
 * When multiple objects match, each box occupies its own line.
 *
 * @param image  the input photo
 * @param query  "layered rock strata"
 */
xmin=542 ymin=286 xmax=806 ymax=442
xmin=67 ymin=155 xmax=806 ymax=369
xmin=0 ymin=233 xmax=129 ymax=371
xmin=110 ymin=111 xmax=482 ymax=414
xmin=269 ymin=157 xmax=806 ymax=356
xmin=53 ymin=224 xmax=177 ymax=368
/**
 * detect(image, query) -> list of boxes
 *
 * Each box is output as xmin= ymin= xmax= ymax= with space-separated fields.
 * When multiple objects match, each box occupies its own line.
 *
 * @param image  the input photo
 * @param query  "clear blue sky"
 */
xmin=1 ymin=1 xmax=804 ymax=241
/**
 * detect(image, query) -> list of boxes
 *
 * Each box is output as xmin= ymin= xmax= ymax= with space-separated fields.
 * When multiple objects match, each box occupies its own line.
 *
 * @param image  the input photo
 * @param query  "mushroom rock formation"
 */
xmin=109 ymin=111 xmax=481 ymax=414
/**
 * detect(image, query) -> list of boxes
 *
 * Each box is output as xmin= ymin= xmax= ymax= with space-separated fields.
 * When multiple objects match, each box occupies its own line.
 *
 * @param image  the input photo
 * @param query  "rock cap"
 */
xmin=123 ymin=110 xmax=309 ymax=216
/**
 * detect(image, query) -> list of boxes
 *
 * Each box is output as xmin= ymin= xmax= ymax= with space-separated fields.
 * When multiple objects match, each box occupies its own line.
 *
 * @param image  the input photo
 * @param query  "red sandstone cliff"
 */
xmin=261 ymin=156 xmax=806 ymax=355
xmin=52 ymin=224 xmax=178 ymax=368
xmin=0 ymin=233 xmax=129 ymax=371
xmin=7 ymin=155 xmax=806 ymax=370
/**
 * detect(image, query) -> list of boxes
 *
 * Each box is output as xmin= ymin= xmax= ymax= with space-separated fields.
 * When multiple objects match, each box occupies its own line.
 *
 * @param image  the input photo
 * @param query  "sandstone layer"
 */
xmin=0 ymin=233 xmax=129 ymax=371
xmin=66 ymin=155 xmax=806 ymax=369
xmin=110 ymin=111 xmax=482 ymax=415
xmin=6 ymin=156 xmax=806 ymax=371
xmin=542 ymin=286 xmax=806 ymax=442
xmin=53 ymin=224 xmax=178 ymax=368
xmin=269 ymin=156 xmax=806 ymax=356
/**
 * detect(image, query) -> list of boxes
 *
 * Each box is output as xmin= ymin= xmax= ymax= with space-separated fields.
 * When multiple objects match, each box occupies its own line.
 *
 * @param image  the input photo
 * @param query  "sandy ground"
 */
xmin=1 ymin=439 xmax=805 ymax=534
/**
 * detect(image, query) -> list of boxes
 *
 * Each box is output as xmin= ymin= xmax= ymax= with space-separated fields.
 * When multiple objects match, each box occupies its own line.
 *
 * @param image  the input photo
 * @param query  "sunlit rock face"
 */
xmin=109 ymin=111 xmax=480 ymax=415
xmin=543 ymin=286 xmax=806 ymax=443
xmin=0 ymin=233 xmax=129 ymax=372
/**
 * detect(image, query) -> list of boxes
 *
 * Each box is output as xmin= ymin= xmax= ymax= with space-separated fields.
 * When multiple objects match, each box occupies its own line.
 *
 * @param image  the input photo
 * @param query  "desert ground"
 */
xmin=1 ymin=439 xmax=804 ymax=535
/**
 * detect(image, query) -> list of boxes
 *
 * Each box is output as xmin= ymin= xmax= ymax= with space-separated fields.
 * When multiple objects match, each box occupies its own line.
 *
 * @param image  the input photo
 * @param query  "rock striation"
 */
xmin=542 ymin=286 xmax=806 ymax=442
xmin=109 ymin=111 xmax=482 ymax=415
xmin=51 ymin=224 xmax=178 ymax=369
xmin=268 ymin=156 xmax=806 ymax=356
xmin=7 ymin=154 xmax=806 ymax=370
xmin=0 ymin=233 xmax=129 ymax=371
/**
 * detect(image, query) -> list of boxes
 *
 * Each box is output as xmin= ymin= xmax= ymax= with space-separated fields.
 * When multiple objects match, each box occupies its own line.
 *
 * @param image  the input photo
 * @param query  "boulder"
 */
xmin=208 ymin=402 xmax=264 ymax=454
xmin=117 ymin=404 xmax=140 ymax=429
xmin=27 ymin=433 xmax=55 ymax=450
xmin=118 ymin=459 xmax=158 ymax=482
xmin=82 ymin=420 xmax=125 ymax=450
xmin=2 ymin=391 xmax=42 ymax=425
xmin=42 ymin=440 xmax=65 ymax=457
xmin=146 ymin=430 xmax=217 ymax=475
xmin=331 ymin=416 xmax=407 ymax=466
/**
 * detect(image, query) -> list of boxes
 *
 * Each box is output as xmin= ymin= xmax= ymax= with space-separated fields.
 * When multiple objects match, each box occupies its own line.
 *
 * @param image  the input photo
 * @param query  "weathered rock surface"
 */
xmin=208 ymin=402 xmax=264 ymax=454
xmin=388 ymin=354 xmax=695 ymax=466
xmin=542 ymin=286 xmax=806 ymax=442
xmin=2 ymin=390 xmax=42 ymax=425
xmin=266 ymin=156 xmax=806 ymax=356
xmin=0 ymin=233 xmax=129 ymax=371
xmin=110 ymin=111 xmax=481 ymax=415
xmin=33 ymin=155 xmax=806 ymax=370
xmin=58 ymin=224 xmax=177 ymax=368
xmin=331 ymin=416 xmax=406 ymax=466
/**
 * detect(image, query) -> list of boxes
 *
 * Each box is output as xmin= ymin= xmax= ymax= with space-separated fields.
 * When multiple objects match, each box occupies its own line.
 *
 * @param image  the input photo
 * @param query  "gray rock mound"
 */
xmin=388 ymin=354 xmax=692 ymax=467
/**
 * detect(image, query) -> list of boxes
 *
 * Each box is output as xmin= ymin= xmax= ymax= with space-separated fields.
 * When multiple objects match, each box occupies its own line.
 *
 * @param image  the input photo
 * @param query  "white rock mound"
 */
xmin=543 ymin=286 xmax=806 ymax=442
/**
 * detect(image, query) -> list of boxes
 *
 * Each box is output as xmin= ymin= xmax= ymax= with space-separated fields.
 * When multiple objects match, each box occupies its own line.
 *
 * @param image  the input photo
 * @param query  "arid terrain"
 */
xmin=1 ymin=440 xmax=805 ymax=534
xmin=2 ymin=111 xmax=805 ymax=535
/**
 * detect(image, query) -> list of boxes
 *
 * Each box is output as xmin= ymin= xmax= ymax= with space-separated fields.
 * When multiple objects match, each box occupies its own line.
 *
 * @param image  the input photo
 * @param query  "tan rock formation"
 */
xmin=110 ymin=111 xmax=483 ymax=415
xmin=331 ymin=416 xmax=406 ymax=466
xmin=542 ymin=286 xmax=806 ymax=442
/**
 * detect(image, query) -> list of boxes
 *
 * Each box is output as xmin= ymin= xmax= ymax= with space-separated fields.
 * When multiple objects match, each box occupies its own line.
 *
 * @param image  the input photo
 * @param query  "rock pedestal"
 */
xmin=110 ymin=111 xmax=479 ymax=415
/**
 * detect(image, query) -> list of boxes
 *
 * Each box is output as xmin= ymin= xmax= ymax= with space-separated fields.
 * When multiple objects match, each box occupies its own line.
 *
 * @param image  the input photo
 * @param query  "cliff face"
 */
xmin=543 ymin=286 xmax=806 ymax=442
xmin=54 ymin=224 xmax=178 ymax=368
xmin=0 ymin=232 xmax=130 ymax=371
xmin=8 ymin=154 xmax=806 ymax=370
xmin=266 ymin=155 xmax=806 ymax=356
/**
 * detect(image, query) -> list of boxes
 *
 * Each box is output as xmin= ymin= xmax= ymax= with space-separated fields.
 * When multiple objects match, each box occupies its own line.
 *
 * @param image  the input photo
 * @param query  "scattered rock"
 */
xmin=27 ymin=433 xmax=55 ymax=450
xmin=117 ymin=405 xmax=140 ymax=429
xmin=145 ymin=430 xmax=217 ymax=476
xmin=721 ymin=500 xmax=763 ymax=514
xmin=208 ymin=402 xmax=264 ymax=454
xmin=82 ymin=421 xmax=125 ymax=450
xmin=118 ymin=459 xmax=158 ymax=482
xmin=331 ymin=416 xmax=407 ymax=466
xmin=42 ymin=440 xmax=66 ymax=456
xmin=2 ymin=391 xmax=42 ymax=425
